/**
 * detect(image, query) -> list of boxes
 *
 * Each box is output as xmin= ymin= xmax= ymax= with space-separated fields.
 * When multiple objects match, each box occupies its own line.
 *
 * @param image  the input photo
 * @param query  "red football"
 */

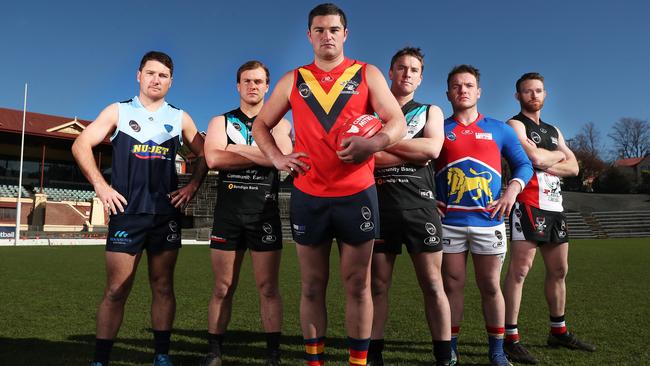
xmin=335 ymin=114 xmax=383 ymax=150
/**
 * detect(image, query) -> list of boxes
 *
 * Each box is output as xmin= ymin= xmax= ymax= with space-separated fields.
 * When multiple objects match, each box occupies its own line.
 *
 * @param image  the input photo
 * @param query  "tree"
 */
xmin=608 ymin=118 xmax=650 ymax=159
xmin=572 ymin=121 xmax=602 ymax=159
xmin=567 ymin=122 xmax=606 ymax=191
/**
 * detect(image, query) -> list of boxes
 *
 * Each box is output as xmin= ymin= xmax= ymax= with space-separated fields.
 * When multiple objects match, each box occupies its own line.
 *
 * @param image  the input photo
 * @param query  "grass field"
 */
xmin=1 ymin=238 xmax=649 ymax=365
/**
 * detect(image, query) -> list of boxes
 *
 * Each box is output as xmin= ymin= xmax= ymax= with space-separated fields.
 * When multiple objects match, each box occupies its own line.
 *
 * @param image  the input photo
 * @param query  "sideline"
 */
xmin=0 ymin=239 xmax=209 ymax=246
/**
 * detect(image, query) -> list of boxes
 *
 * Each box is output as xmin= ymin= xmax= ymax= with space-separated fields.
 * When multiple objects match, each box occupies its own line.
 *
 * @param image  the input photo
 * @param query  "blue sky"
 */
xmin=1 ymin=0 xmax=648 ymax=154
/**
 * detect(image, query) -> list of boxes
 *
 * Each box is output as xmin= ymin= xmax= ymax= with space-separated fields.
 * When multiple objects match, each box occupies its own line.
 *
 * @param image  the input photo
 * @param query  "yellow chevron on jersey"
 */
xmin=297 ymin=63 xmax=362 ymax=114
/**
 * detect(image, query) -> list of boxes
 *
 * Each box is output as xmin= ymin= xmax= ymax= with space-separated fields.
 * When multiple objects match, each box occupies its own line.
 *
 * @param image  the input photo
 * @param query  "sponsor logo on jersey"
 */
xmin=551 ymin=136 xmax=558 ymax=145
xmin=531 ymin=131 xmax=542 ymax=144
xmin=446 ymin=131 xmax=457 ymax=141
xmin=361 ymin=206 xmax=372 ymax=220
xmin=340 ymin=80 xmax=359 ymax=94
xmin=420 ymin=189 xmax=434 ymax=199
xmin=447 ymin=167 xmax=494 ymax=204
xmin=425 ymin=222 xmax=437 ymax=235
xmin=164 ymin=124 xmax=173 ymax=133
xmin=129 ymin=120 xmax=141 ymax=132
xmin=132 ymin=143 xmax=171 ymax=160
xmin=360 ymin=221 xmax=374 ymax=232
xmin=475 ymin=132 xmax=493 ymax=140
xmin=461 ymin=129 xmax=474 ymax=135
xmin=321 ymin=75 xmax=333 ymax=83
xmin=298 ymin=83 xmax=311 ymax=98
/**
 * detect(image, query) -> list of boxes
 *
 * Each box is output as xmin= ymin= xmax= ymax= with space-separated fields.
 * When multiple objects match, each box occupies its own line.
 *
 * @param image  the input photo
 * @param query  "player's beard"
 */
xmin=522 ymin=99 xmax=544 ymax=113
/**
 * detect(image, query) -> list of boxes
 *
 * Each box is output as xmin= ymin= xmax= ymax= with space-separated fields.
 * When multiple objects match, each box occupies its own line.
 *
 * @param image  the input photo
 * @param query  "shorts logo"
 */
xmin=164 ymin=124 xmax=173 ymax=133
xmin=340 ymin=80 xmax=359 ymax=94
xmin=495 ymin=230 xmax=503 ymax=240
xmin=114 ymin=230 xmax=128 ymax=238
xmin=561 ymin=220 xmax=567 ymax=230
xmin=446 ymin=131 xmax=457 ymax=141
xmin=110 ymin=230 xmax=132 ymax=244
xmin=292 ymin=224 xmax=306 ymax=236
xmin=531 ymin=131 xmax=542 ymax=144
xmin=558 ymin=230 xmax=566 ymax=239
xmin=424 ymin=236 xmax=440 ymax=246
xmin=515 ymin=222 xmax=522 ymax=232
xmin=262 ymin=223 xmax=273 ymax=234
xmin=514 ymin=208 xmax=522 ymax=218
xmin=298 ymin=83 xmax=311 ymax=98
xmin=535 ymin=216 xmax=547 ymax=233
xmin=442 ymin=238 xmax=451 ymax=246
xmin=360 ymin=221 xmax=374 ymax=232
xmin=129 ymin=120 xmax=141 ymax=132
xmin=262 ymin=235 xmax=277 ymax=244
xmin=168 ymin=220 xmax=178 ymax=233
xmin=493 ymin=230 xmax=504 ymax=248
xmin=361 ymin=206 xmax=372 ymax=220
xmin=425 ymin=222 xmax=437 ymax=235
xmin=420 ymin=189 xmax=434 ymax=199
xmin=211 ymin=235 xmax=226 ymax=243
xmin=166 ymin=233 xmax=180 ymax=242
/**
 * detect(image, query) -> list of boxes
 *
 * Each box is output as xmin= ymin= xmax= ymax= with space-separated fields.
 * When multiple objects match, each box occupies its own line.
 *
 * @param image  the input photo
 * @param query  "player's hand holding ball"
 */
xmin=335 ymin=114 xmax=384 ymax=164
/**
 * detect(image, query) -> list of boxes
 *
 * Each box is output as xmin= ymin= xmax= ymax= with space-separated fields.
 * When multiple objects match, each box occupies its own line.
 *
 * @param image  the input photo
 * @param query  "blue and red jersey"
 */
xmin=435 ymin=114 xmax=533 ymax=227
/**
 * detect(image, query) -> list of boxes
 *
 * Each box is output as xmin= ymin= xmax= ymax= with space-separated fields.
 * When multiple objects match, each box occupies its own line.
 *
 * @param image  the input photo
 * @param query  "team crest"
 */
xmin=446 ymin=131 xmax=457 ymax=141
xmin=340 ymin=80 xmax=359 ymax=94
xmin=531 ymin=131 xmax=542 ymax=144
xmin=447 ymin=167 xmax=494 ymax=204
xmin=129 ymin=120 xmax=141 ymax=132
xmin=164 ymin=124 xmax=173 ymax=133
xmin=535 ymin=216 xmax=547 ymax=233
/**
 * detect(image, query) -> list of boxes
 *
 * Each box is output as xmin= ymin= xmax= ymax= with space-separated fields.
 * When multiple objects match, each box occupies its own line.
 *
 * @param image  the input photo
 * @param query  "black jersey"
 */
xmin=215 ymin=108 xmax=279 ymax=214
xmin=110 ymin=96 xmax=182 ymax=215
xmin=375 ymin=100 xmax=436 ymax=210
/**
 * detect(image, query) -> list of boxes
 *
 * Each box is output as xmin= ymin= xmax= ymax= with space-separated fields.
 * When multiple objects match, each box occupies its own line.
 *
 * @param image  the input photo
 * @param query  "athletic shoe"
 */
xmin=547 ymin=332 xmax=596 ymax=352
xmin=490 ymin=353 xmax=513 ymax=366
xmin=366 ymin=352 xmax=384 ymax=366
xmin=199 ymin=352 xmax=223 ymax=366
xmin=90 ymin=363 xmax=104 ymax=366
xmin=450 ymin=347 xmax=458 ymax=365
xmin=153 ymin=354 xmax=173 ymax=366
xmin=264 ymin=349 xmax=281 ymax=366
xmin=504 ymin=342 xmax=538 ymax=364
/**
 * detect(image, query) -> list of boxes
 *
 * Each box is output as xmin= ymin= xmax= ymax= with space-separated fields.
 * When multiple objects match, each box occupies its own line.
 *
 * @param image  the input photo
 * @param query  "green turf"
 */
xmin=0 ymin=239 xmax=648 ymax=365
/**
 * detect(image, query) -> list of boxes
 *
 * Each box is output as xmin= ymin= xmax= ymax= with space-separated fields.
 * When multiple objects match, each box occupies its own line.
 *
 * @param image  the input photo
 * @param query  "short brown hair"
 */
xmin=308 ymin=3 xmax=347 ymax=29
xmin=447 ymin=64 xmax=480 ymax=89
xmin=236 ymin=60 xmax=270 ymax=84
xmin=139 ymin=51 xmax=173 ymax=76
xmin=516 ymin=72 xmax=544 ymax=92
xmin=390 ymin=47 xmax=425 ymax=74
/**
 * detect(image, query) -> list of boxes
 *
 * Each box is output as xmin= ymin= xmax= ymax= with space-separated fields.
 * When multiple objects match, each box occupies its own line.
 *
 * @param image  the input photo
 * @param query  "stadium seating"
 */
xmin=591 ymin=210 xmax=650 ymax=238
xmin=0 ymin=184 xmax=31 ymax=198
xmin=38 ymin=187 xmax=96 ymax=202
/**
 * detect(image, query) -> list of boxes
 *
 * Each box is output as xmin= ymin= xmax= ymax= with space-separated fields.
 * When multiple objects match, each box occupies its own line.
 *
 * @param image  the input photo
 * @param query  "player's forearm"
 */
xmin=187 ymin=156 xmax=208 ymax=188
xmin=228 ymin=145 xmax=273 ymax=167
xmin=252 ymin=122 xmax=284 ymax=163
xmin=385 ymin=138 xmax=439 ymax=163
xmin=206 ymin=149 xmax=255 ymax=170
xmin=545 ymin=159 xmax=579 ymax=177
xmin=529 ymin=148 xmax=565 ymax=170
xmin=379 ymin=116 xmax=407 ymax=148
xmin=374 ymin=151 xmax=406 ymax=168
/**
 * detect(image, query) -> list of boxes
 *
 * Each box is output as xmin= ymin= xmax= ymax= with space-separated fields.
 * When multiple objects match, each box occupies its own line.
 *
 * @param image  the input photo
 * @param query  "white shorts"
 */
xmin=441 ymin=223 xmax=507 ymax=255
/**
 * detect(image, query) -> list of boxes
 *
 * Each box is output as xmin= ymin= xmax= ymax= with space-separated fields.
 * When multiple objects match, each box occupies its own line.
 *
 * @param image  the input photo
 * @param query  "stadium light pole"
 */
xmin=15 ymin=83 xmax=27 ymax=245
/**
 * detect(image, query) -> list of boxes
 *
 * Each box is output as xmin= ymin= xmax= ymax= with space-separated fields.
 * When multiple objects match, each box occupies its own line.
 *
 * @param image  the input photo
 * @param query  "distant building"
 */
xmin=614 ymin=154 xmax=650 ymax=183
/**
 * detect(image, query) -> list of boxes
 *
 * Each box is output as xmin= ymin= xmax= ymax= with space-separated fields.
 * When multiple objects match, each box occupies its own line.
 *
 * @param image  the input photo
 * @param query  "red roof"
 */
xmin=614 ymin=156 xmax=645 ymax=167
xmin=0 ymin=107 xmax=108 ymax=143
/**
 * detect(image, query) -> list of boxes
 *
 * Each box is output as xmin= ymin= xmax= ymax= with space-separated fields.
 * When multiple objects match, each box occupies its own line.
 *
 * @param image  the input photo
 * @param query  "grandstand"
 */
xmin=0 ymin=184 xmax=30 ymax=198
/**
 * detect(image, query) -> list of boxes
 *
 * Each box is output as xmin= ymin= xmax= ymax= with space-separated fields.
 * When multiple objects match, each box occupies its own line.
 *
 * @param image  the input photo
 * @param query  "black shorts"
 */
xmin=106 ymin=213 xmax=181 ymax=254
xmin=374 ymin=206 xmax=442 ymax=254
xmin=510 ymin=202 xmax=569 ymax=245
xmin=210 ymin=210 xmax=282 ymax=252
xmin=290 ymin=185 xmax=379 ymax=246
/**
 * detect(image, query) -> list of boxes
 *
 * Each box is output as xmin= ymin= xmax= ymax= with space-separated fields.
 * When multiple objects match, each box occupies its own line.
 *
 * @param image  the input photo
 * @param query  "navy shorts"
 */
xmin=375 ymin=206 xmax=443 ymax=254
xmin=210 ymin=210 xmax=283 ymax=252
xmin=510 ymin=202 xmax=569 ymax=245
xmin=290 ymin=185 xmax=379 ymax=246
xmin=106 ymin=213 xmax=181 ymax=254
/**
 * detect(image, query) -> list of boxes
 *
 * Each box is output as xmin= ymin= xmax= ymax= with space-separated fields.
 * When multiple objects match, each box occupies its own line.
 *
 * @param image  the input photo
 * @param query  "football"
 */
xmin=335 ymin=114 xmax=383 ymax=150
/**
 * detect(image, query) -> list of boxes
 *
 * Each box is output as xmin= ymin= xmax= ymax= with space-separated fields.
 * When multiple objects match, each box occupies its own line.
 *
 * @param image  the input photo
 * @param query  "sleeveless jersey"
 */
xmin=512 ymin=112 xmax=563 ymax=212
xmin=289 ymin=58 xmax=374 ymax=197
xmin=435 ymin=114 xmax=533 ymax=227
xmin=215 ymin=108 xmax=279 ymax=213
xmin=375 ymin=100 xmax=436 ymax=210
xmin=110 ymin=96 xmax=183 ymax=214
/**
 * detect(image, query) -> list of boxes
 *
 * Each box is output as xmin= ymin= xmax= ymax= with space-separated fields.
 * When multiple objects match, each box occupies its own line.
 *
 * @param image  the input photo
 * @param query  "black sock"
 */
xmin=368 ymin=338 xmax=384 ymax=357
xmin=266 ymin=332 xmax=281 ymax=352
xmin=208 ymin=332 xmax=224 ymax=354
xmin=93 ymin=338 xmax=114 ymax=365
xmin=433 ymin=340 xmax=451 ymax=363
xmin=153 ymin=330 xmax=171 ymax=355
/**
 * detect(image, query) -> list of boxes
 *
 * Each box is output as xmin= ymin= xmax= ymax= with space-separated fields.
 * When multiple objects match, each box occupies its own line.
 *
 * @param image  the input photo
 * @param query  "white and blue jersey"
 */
xmin=435 ymin=114 xmax=533 ymax=227
xmin=110 ymin=96 xmax=183 ymax=215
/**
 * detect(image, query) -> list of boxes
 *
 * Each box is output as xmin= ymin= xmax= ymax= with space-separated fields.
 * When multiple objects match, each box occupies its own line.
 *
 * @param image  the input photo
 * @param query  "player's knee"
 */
xmin=370 ymin=276 xmax=391 ymax=298
xmin=549 ymin=264 xmax=568 ymax=281
xmin=257 ymin=280 xmax=280 ymax=300
xmin=419 ymin=279 xmax=445 ymax=299
xmin=508 ymin=263 xmax=532 ymax=283
xmin=343 ymin=272 xmax=370 ymax=300
xmin=301 ymin=278 xmax=327 ymax=302
xmin=477 ymin=280 xmax=500 ymax=298
xmin=212 ymin=281 xmax=237 ymax=301
xmin=105 ymin=283 xmax=132 ymax=304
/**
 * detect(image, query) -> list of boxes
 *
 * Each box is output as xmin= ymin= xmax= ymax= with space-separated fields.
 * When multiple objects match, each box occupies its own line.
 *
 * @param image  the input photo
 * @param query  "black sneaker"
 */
xmin=547 ymin=332 xmax=596 ymax=352
xmin=199 ymin=351 xmax=222 ymax=366
xmin=504 ymin=342 xmax=539 ymax=364
xmin=264 ymin=350 xmax=281 ymax=366
xmin=366 ymin=352 xmax=384 ymax=366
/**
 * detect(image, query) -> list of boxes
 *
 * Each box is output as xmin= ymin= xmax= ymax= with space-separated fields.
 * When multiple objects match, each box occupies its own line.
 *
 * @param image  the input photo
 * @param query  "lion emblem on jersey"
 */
xmin=447 ymin=167 xmax=494 ymax=204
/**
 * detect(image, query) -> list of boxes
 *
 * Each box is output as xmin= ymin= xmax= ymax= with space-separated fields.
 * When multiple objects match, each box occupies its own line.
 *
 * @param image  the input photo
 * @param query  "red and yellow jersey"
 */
xmin=289 ymin=58 xmax=374 ymax=197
